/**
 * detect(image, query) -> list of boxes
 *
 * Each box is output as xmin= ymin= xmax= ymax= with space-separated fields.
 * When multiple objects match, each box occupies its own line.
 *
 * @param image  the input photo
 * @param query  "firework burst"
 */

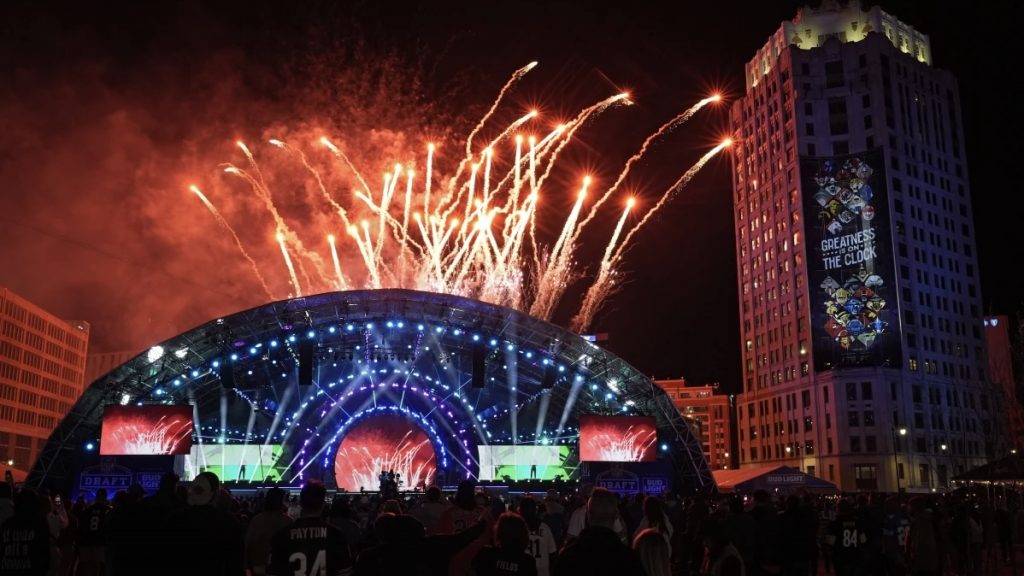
xmin=191 ymin=63 xmax=727 ymax=332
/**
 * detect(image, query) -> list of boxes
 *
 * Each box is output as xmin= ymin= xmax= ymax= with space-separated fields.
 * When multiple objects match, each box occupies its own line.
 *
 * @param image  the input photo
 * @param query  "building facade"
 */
xmin=984 ymin=316 xmax=1024 ymax=449
xmin=0 ymin=287 xmax=89 ymax=472
xmin=655 ymin=379 xmax=733 ymax=470
xmin=85 ymin=350 xmax=139 ymax=387
xmin=729 ymin=3 xmax=1003 ymax=491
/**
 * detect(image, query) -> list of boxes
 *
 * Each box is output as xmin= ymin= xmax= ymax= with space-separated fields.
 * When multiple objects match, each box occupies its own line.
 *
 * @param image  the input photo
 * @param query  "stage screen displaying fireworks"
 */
xmin=333 ymin=412 xmax=437 ymax=492
xmin=100 ymin=405 xmax=194 ymax=456
xmin=477 ymin=445 xmax=571 ymax=480
xmin=579 ymin=415 xmax=657 ymax=462
xmin=182 ymin=445 xmax=284 ymax=482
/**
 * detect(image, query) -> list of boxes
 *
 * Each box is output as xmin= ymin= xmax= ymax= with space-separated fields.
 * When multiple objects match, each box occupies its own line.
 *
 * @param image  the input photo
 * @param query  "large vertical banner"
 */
xmin=801 ymin=149 xmax=901 ymax=371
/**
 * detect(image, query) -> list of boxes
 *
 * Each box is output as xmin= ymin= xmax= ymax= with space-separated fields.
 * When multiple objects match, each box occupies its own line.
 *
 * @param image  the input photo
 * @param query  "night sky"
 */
xmin=1 ymin=1 xmax=1019 ymax=394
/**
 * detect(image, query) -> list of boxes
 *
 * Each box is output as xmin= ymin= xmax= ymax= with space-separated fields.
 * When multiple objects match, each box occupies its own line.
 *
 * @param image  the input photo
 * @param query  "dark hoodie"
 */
xmin=906 ymin=506 xmax=939 ymax=572
xmin=553 ymin=525 xmax=643 ymax=576
xmin=354 ymin=513 xmax=486 ymax=576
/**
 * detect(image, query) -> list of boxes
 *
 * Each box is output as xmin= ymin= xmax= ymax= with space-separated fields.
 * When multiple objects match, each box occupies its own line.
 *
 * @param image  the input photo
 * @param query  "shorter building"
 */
xmin=85 ymin=350 xmax=139 ymax=387
xmin=1 ymin=287 xmax=90 ymax=472
xmin=655 ymin=379 xmax=733 ymax=470
xmin=985 ymin=316 xmax=1024 ymax=449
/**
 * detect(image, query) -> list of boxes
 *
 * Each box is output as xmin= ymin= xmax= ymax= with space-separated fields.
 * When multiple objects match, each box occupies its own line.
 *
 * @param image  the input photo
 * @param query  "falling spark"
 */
xmin=573 ymin=95 xmax=719 ymax=239
xmin=276 ymin=232 xmax=302 ymax=297
xmin=612 ymin=139 xmax=731 ymax=264
xmin=189 ymin=185 xmax=274 ymax=300
xmin=327 ymin=234 xmax=347 ymax=290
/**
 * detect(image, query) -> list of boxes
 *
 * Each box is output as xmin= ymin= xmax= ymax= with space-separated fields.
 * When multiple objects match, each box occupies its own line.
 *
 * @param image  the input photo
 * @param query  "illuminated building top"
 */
xmin=745 ymin=1 xmax=931 ymax=91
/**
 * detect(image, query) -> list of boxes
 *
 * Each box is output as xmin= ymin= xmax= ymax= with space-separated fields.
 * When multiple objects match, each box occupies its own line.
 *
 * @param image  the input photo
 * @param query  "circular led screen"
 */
xmin=333 ymin=412 xmax=437 ymax=491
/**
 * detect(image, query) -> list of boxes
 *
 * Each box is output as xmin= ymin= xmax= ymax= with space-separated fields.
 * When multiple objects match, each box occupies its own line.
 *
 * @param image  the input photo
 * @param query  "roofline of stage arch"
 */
xmin=28 ymin=289 xmax=718 ymax=494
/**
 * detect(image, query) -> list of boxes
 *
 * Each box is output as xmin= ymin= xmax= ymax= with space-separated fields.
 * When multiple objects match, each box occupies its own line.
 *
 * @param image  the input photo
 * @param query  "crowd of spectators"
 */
xmin=2 ymin=474 xmax=1023 ymax=576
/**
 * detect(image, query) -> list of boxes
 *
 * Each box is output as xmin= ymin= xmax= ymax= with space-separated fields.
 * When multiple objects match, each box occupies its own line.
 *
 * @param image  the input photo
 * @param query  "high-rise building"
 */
xmin=984 ymin=316 xmax=1024 ymax=448
xmin=655 ymin=379 xmax=733 ymax=470
xmin=0 ymin=287 xmax=89 ymax=473
xmin=729 ymin=3 xmax=1003 ymax=491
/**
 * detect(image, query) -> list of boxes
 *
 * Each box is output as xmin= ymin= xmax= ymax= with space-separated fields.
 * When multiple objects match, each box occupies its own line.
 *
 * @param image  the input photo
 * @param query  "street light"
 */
xmin=893 ymin=427 xmax=908 ymax=497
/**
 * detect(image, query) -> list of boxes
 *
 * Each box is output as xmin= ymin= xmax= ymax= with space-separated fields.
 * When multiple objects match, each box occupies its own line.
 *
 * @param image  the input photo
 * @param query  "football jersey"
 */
xmin=441 ymin=506 xmax=485 ymax=533
xmin=267 ymin=516 xmax=352 ymax=576
xmin=526 ymin=523 xmax=558 ymax=576
xmin=77 ymin=503 xmax=109 ymax=547
xmin=881 ymin=512 xmax=910 ymax=555
xmin=828 ymin=515 xmax=866 ymax=567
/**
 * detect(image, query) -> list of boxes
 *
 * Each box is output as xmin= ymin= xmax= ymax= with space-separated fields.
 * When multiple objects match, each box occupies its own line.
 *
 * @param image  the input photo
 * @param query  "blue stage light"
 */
xmin=85 ymin=442 xmax=95 ymax=451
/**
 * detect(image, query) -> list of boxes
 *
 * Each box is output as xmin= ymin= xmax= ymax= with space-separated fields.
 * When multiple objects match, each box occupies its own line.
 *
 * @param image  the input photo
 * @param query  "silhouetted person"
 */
xmin=354 ymin=512 xmax=487 ymax=576
xmin=554 ymin=487 xmax=643 ymax=576
xmin=634 ymin=528 xmax=672 ymax=576
xmin=472 ymin=512 xmax=537 ymax=576
xmin=245 ymin=487 xmax=291 ymax=576
xmin=518 ymin=498 xmax=557 ymax=576
xmin=409 ymin=487 xmax=447 ymax=535
xmin=166 ymin=471 xmax=244 ymax=576
xmin=826 ymin=499 xmax=866 ymax=576
xmin=267 ymin=481 xmax=351 ymax=576
xmin=76 ymin=489 xmax=109 ymax=576
xmin=0 ymin=487 xmax=50 ymax=576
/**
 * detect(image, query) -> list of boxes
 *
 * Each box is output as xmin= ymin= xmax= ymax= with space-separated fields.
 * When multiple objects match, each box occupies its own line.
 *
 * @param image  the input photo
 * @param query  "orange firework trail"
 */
xmin=190 ymin=63 xmax=723 ymax=332
xmin=612 ymin=139 xmax=732 ymax=264
xmin=189 ymin=185 xmax=274 ymax=300
xmin=573 ymin=95 xmax=720 ymax=240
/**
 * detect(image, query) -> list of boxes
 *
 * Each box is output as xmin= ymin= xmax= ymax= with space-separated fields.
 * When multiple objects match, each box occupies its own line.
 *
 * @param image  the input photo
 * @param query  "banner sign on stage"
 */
xmin=584 ymin=461 xmax=673 ymax=495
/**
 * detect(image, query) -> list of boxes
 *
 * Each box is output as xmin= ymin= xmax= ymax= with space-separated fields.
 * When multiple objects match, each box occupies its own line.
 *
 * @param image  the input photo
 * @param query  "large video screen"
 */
xmin=334 ymin=413 xmax=437 ymax=492
xmin=801 ymin=149 xmax=902 ymax=371
xmin=579 ymin=415 xmax=657 ymax=462
xmin=100 ymin=405 xmax=194 ymax=456
xmin=182 ymin=445 xmax=284 ymax=482
xmin=477 ymin=445 xmax=571 ymax=481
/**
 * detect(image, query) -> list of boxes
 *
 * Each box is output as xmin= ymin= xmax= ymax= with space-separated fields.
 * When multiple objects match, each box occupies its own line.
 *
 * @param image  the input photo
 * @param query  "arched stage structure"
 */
xmin=28 ymin=290 xmax=714 ymax=494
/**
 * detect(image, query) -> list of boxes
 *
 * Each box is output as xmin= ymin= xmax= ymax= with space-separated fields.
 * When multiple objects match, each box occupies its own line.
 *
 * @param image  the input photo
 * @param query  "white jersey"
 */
xmin=527 ymin=522 xmax=558 ymax=576
xmin=566 ymin=506 xmax=626 ymax=540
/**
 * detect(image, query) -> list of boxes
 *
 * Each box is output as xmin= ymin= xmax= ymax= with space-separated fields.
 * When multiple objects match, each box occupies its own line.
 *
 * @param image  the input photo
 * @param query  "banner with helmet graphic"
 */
xmin=801 ymin=148 xmax=902 ymax=371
